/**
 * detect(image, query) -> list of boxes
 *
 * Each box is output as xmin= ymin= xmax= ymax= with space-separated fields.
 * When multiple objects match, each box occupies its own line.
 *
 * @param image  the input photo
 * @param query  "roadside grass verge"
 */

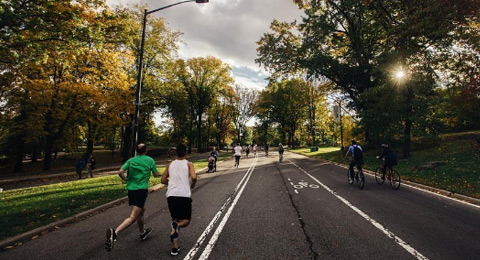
xmin=0 ymin=153 xmax=231 ymax=241
xmin=290 ymin=138 xmax=480 ymax=199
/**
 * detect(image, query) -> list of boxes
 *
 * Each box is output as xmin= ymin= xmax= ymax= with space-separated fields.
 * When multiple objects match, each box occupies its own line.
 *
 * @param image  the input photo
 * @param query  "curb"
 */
xmin=0 ymin=196 xmax=128 ymax=251
xmin=290 ymin=151 xmax=480 ymax=207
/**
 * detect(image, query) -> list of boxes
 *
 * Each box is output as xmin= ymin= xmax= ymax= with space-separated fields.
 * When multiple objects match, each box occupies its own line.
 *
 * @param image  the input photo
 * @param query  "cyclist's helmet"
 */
xmin=279 ymin=143 xmax=282 ymax=146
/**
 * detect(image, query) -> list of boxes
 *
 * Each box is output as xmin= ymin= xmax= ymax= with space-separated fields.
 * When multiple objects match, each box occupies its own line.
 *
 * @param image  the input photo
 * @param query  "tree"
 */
xmin=257 ymin=0 xmax=480 ymax=156
xmin=257 ymin=78 xmax=310 ymax=148
xmin=232 ymin=85 xmax=259 ymax=143
xmin=165 ymin=57 xmax=234 ymax=152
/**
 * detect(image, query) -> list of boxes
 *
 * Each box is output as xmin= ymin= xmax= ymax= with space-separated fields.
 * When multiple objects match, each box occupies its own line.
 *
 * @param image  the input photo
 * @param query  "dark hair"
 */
xmin=176 ymin=144 xmax=187 ymax=157
xmin=136 ymin=143 xmax=147 ymax=154
xmin=351 ymin=140 xmax=357 ymax=145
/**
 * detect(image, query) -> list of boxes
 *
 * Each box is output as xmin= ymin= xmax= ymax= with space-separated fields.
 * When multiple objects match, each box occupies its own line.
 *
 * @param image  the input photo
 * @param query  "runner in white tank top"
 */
xmin=161 ymin=144 xmax=197 ymax=256
xmin=166 ymin=159 xmax=192 ymax=198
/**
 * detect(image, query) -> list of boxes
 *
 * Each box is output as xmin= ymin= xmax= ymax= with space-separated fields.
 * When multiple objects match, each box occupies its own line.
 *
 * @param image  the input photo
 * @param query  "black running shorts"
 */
xmin=167 ymin=196 xmax=192 ymax=220
xmin=128 ymin=189 xmax=148 ymax=208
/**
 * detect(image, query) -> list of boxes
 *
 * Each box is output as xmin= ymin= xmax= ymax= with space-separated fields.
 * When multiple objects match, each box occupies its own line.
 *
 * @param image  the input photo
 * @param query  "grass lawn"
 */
xmin=290 ymin=138 xmax=480 ymax=199
xmin=0 ymin=153 xmax=231 ymax=241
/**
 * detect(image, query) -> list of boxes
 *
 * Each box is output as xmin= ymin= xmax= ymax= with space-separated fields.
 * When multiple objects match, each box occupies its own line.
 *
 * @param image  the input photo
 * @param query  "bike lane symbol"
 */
xmin=290 ymin=180 xmax=319 ymax=193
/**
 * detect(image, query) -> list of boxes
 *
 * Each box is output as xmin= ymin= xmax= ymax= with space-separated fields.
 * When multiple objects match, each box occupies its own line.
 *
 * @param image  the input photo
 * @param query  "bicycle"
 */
xmin=374 ymin=158 xmax=401 ymax=190
xmin=347 ymin=161 xmax=365 ymax=190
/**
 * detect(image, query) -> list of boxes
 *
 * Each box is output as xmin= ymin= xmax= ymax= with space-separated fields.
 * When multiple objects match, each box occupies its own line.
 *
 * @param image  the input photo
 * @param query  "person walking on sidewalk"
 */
xmin=161 ymin=144 xmax=197 ymax=256
xmin=234 ymin=143 xmax=243 ymax=168
xmin=104 ymin=143 xmax=159 ymax=252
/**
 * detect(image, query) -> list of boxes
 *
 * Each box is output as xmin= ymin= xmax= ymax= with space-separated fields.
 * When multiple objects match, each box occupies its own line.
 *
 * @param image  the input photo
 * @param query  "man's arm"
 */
xmin=118 ymin=168 xmax=128 ymax=182
xmin=152 ymin=162 xmax=160 ymax=178
xmin=188 ymin=162 xmax=197 ymax=189
xmin=345 ymin=148 xmax=351 ymax=159
xmin=161 ymin=162 xmax=171 ymax=185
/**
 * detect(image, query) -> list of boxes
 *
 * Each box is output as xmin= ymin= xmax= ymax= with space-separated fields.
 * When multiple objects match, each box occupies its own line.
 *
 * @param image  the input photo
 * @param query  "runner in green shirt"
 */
xmin=105 ymin=143 xmax=159 ymax=252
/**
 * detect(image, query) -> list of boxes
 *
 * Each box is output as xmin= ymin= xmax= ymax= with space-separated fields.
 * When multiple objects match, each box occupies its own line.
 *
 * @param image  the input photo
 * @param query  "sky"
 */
xmin=106 ymin=0 xmax=303 ymax=125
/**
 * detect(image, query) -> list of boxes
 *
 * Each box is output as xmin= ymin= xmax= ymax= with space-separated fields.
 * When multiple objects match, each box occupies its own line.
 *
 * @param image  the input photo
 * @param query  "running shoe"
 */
xmin=171 ymin=247 xmax=180 ymax=256
xmin=140 ymin=227 xmax=152 ymax=240
xmin=105 ymin=228 xmax=116 ymax=252
xmin=170 ymin=221 xmax=179 ymax=242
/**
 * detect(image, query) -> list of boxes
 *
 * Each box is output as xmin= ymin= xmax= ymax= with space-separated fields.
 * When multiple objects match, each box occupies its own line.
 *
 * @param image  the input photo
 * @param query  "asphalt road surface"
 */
xmin=2 ymin=152 xmax=480 ymax=260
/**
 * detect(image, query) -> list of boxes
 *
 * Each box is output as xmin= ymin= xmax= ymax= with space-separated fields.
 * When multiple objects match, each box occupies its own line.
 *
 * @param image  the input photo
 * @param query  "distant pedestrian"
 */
xmin=86 ymin=154 xmax=96 ymax=178
xmin=246 ymin=145 xmax=250 ymax=158
xmin=104 ymin=143 xmax=159 ymax=252
xmin=234 ymin=143 xmax=242 ymax=168
xmin=75 ymin=155 xmax=87 ymax=179
xmin=162 ymin=144 xmax=197 ymax=256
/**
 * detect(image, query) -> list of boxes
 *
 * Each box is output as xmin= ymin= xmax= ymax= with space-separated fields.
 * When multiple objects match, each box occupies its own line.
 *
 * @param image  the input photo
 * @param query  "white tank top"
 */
xmin=166 ymin=159 xmax=191 ymax=198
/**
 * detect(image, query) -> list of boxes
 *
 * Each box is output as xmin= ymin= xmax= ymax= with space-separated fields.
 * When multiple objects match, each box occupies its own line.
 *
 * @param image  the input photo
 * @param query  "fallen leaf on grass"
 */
xmin=31 ymin=235 xmax=39 ymax=240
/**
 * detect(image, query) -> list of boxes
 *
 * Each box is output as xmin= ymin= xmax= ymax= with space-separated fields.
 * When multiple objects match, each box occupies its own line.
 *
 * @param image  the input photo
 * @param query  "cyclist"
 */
xmin=345 ymin=140 xmax=364 ymax=184
xmin=234 ymin=143 xmax=242 ymax=168
xmin=377 ymin=143 xmax=397 ymax=180
xmin=278 ymin=143 xmax=284 ymax=161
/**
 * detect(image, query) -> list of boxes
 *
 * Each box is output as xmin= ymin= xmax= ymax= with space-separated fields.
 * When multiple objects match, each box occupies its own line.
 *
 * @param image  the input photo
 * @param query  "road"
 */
xmin=1 ymin=152 xmax=480 ymax=259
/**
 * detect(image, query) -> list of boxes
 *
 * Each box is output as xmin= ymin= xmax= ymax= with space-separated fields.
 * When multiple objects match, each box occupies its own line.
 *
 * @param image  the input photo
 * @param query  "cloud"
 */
xmin=106 ymin=0 xmax=302 ymax=77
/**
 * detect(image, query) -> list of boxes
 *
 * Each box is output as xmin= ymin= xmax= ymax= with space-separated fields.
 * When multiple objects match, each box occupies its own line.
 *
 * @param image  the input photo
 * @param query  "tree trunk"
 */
xmin=86 ymin=120 xmax=96 ymax=156
xmin=120 ymin=126 xmax=124 ymax=157
xmin=31 ymin=143 xmax=39 ymax=162
xmin=111 ymin=127 xmax=116 ymax=158
xmin=403 ymin=85 xmax=414 ymax=158
xmin=197 ymin=113 xmax=203 ymax=153
xmin=43 ymin=136 xmax=54 ymax=170
xmin=403 ymin=119 xmax=412 ymax=158
xmin=122 ymin=125 xmax=132 ymax=161
xmin=13 ymin=136 xmax=25 ymax=173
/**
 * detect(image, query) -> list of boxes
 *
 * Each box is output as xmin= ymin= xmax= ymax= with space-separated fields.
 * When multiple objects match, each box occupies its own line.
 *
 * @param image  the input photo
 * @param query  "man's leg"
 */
xmin=171 ymin=218 xmax=190 ymax=255
xmin=105 ymin=206 xmax=144 ymax=251
xmin=116 ymin=206 xmax=144 ymax=234
xmin=136 ymin=207 xmax=146 ymax=233
xmin=349 ymin=161 xmax=355 ymax=180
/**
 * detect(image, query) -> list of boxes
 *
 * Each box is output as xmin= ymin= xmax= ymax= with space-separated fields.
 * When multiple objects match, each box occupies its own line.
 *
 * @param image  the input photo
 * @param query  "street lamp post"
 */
xmin=132 ymin=0 xmax=208 ymax=157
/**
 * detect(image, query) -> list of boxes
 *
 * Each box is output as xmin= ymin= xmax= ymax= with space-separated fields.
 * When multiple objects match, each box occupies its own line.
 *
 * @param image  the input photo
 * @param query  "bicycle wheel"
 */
xmin=357 ymin=170 xmax=365 ymax=190
xmin=390 ymin=170 xmax=401 ymax=190
xmin=374 ymin=167 xmax=385 ymax=185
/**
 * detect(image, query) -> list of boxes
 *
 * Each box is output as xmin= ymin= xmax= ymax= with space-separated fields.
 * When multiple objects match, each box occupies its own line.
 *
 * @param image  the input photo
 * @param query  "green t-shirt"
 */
xmin=122 ymin=155 xmax=158 ymax=190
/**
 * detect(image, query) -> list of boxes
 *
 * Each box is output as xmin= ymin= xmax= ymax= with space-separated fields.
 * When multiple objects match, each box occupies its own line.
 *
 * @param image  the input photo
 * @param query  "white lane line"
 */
xmin=184 ymin=157 xmax=257 ymax=260
xmin=198 ymin=158 xmax=258 ymax=260
xmin=294 ymin=189 xmax=299 ymax=194
xmin=289 ymin=160 xmax=429 ymax=260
